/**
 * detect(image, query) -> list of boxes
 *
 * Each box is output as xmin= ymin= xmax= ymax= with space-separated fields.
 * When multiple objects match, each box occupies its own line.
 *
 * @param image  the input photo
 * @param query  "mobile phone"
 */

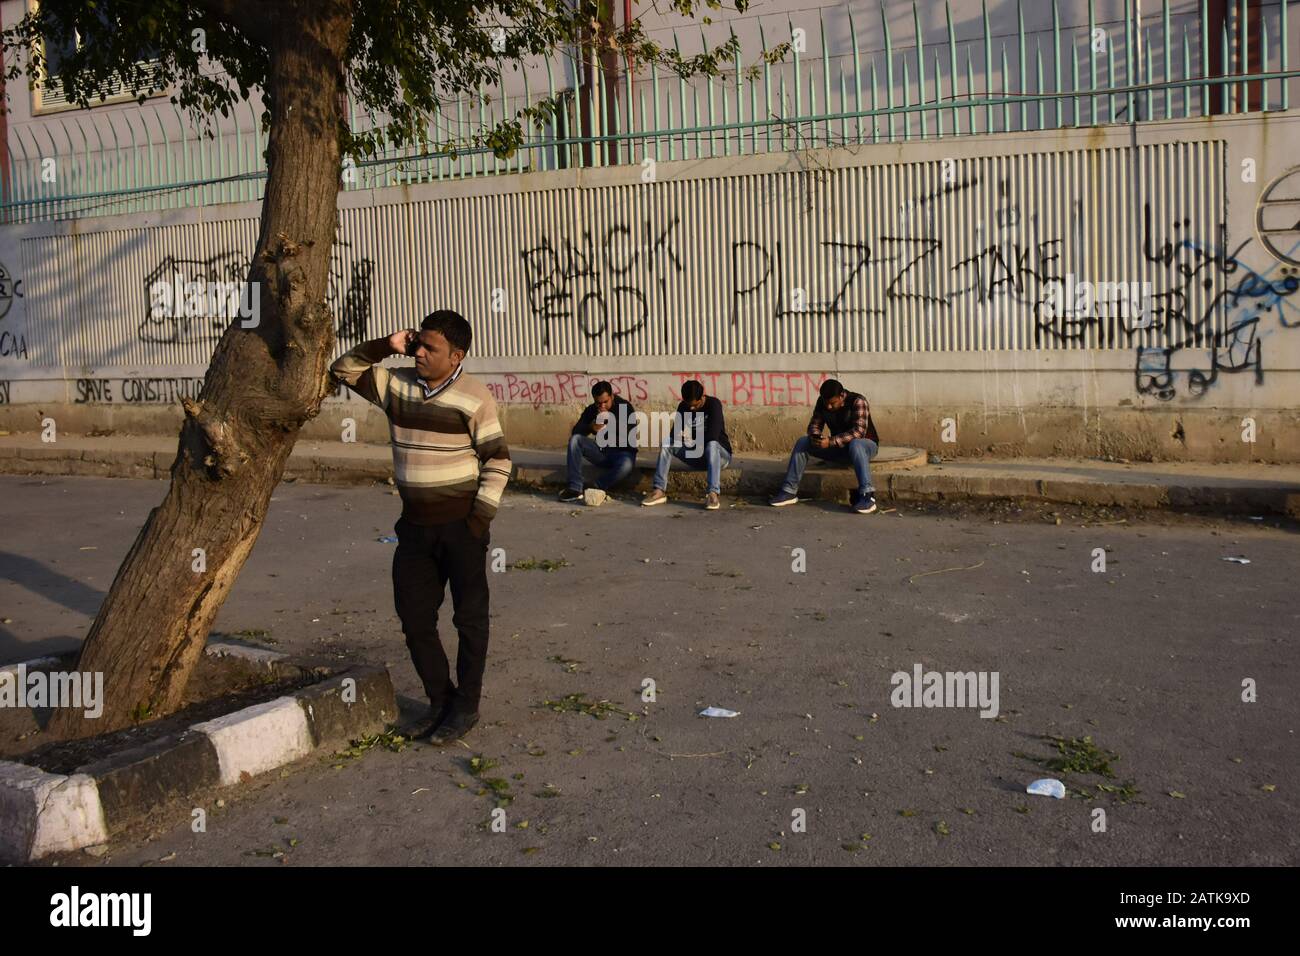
xmin=404 ymin=333 xmax=419 ymax=357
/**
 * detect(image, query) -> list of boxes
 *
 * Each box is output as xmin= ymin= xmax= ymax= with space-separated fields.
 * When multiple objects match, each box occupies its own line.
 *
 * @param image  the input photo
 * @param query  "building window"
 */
xmin=29 ymin=2 xmax=165 ymax=114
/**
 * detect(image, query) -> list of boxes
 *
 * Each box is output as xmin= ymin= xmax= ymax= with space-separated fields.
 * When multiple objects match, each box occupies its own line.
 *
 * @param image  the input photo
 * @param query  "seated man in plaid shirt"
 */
xmin=769 ymin=379 xmax=880 ymax=514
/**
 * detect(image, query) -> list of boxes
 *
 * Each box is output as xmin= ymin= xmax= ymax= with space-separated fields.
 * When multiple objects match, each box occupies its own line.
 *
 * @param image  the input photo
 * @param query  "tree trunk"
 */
xmin=51 ymin=0 xmax=353 ymax=737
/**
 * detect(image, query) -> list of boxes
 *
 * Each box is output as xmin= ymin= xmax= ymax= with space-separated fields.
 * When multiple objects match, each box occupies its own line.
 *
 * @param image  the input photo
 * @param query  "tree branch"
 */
xmin=191 ymin=0 xmax=270 ymax=47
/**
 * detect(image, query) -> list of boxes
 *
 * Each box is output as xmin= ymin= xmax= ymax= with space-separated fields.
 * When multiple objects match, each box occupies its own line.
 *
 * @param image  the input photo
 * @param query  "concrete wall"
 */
xmin=2 ymin=109 xmax=1299 ymax=462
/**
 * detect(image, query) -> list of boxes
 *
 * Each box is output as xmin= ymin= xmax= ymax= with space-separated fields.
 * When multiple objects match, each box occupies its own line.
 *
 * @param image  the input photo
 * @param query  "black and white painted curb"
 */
xmin=0 ymin=642 xmax=397 ymax=863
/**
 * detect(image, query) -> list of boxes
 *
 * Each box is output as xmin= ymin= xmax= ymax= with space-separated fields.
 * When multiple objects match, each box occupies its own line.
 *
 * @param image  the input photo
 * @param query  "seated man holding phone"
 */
xmin=560 ymin=381 xmax=639 ymax=503
xmin=769 ymin=379 xmax=880 ymax=514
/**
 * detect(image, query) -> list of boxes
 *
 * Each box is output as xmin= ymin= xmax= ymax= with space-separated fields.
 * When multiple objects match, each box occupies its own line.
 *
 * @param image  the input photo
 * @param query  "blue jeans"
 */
xmin=567 ymin=434 xmax=636 ymax=491
xmin=653 ymin=439 xmax=730 ymax=494
xmin=780 ymin=436 xmax=878 ymax=495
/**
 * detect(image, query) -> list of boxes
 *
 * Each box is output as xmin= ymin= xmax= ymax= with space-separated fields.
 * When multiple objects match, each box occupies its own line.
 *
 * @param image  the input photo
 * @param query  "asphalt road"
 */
xmin=2 ymin=474 xmax=1296 ymax=866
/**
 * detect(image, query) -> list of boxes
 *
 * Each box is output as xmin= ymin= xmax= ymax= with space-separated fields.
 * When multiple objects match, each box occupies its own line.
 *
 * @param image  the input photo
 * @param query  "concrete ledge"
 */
xmin=0 ymin=762 xmax=108 ymax=863
xmin=0 ymin=663 xmax=397 ymax=862
xmin=192 ymin=696 xmax=315 ymax=787
xmin=296 ymin=666 xmax=398 ymax=748
xmin=76 ymin=731 xmax=221 ymax=835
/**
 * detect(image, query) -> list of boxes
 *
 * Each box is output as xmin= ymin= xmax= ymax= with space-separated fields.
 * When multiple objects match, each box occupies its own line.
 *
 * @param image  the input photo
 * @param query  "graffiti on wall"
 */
xmin=15 ymin=151 xmax=1300 ymax=412
xmin=138 ymin=247 xmax=375 ymax=349
xmin=1130 ymin=207 xmax=1300 ymax=400
xmin=512 ymin=169 xmax=1300 ymax=403
xmin=671 ymin=371 xmax=829 ymax=407
xmin=731 ymin=240 xmax=876 ymax=322
xmin=482 ymin=373 xmax=648 ymax=407
xmin=139 ymin=252 xmax=250 ymax=345
xmin=74 ymin=377 xmax=205 ymax=404
xmin=521 ymin=218 xmax=683 ymax=347
xmin=0 ymin=259 xmax=27 ymax=361
xmin=0 ymin=260 xmax=23 ymax=321
xmin=477 ymin=370 xmax=831 ymax=409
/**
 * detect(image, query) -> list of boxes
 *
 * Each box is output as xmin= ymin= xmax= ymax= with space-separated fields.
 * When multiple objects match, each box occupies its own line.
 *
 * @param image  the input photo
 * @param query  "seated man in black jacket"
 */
xmin=770 ymin=378 xmax=880 ymax=514
xmin=560 ymin=381 xmax=639 ymax=502
xmin=642 ymin=379 xmax=732 ymax=511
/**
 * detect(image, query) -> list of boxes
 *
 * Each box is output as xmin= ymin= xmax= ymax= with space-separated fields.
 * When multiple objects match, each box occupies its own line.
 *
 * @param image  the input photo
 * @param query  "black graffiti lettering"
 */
xmin=0 ymin=381 xmax=10 ymax=404
xmin=609 ymin=287 xmax=647 ymax=338
xmin=824 ymin=242 xmax=874 ymax=315
xmin=334 ymin=258 xmax=375 ymax=352
xmin=730 ymin=240 xmax=876 ymax=322
xmin=0 ymin=259 xmax=23 ymax=323
xmin=1135 ymin=347 xmax=1178 ymax=401
xmin=731 ymin=240 xmax=773 ymax=324
xmin=75 ymin=378 xmax=113 ymax=403
xmin=576 ymin=292 xmax=607 ymax=338
xmin=1142 ymin=207 xmax=1246 ymax=284
xmin=0 ymin=331 xmax=27 ymax=359
xmin=651 ymin=219 xmax=683 ymax=276
xmin=139 ymin=252 xmax=249 ymax=345
xmin=985 ymin=246 xmax=1017 ymax=298
xmin=120 ymin=377 xmax=204 ymax=403
xmin=884 ymin=237 xmax=945 ymax=306
xmin=521 ymin=244 xmax=559 ymax=286
xmin=605 ymin=223 xmax=636 ymax=276
xmin=522 ymin=218 xmax=681 ymax=347
xmin=915 ymin=176 xmax=979 ymax=206
xmin=1202 ymin=317 xmax=1264 ymax=389
xmin=1035 ymin=310 xmax=1098 ymax=348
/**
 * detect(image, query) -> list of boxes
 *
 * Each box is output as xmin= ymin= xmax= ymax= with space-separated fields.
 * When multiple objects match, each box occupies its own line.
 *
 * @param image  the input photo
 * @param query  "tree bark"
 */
xmin=51 ymin=0 xmax=353 ymax=737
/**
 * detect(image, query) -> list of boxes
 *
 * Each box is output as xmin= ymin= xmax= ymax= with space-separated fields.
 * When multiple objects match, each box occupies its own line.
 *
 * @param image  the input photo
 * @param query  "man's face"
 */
xmin=594 ymin=391 xmax=614 ymax=413
xmin=687 ymin=396 xmax=706 ymax=412
xmin=411 ymin=330 xmax=463 ymax=383
xmin=825 ymin=393 xmax=846 ymax=411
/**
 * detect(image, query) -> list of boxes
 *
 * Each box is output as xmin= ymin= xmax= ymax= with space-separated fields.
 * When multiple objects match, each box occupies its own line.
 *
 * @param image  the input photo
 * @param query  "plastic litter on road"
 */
xmin=1026 ymin=778 xmax=1067 ymax=799
xmin=1222 ymin=556 xmax=1251 ymax=564
xmin=377 ymin=535 xmax=398 ymax=543
xmin=699 ymin=706 xmax=739 ymax=718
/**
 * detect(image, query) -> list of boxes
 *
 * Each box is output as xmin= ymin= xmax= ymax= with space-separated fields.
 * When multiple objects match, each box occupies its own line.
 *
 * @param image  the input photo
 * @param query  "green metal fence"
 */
xmin=3 ymin=0 xmax=1297 ymax=224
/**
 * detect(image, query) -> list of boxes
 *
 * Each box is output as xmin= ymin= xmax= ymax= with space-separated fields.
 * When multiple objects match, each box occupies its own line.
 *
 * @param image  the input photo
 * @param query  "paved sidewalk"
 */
xmin=1 ymin=432 xmax=1298 ymax=515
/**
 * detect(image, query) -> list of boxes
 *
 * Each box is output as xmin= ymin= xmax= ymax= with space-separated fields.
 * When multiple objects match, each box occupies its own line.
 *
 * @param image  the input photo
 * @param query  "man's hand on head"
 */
xmin=387 ymin=329 xmax=417 ymax=355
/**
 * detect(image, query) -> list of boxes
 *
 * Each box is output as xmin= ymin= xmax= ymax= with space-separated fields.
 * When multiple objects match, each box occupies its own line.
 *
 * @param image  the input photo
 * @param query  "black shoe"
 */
xmin=559 ymin=487 xmax=583 ymax=502
xmin=428 ymin=709 xmax=479 ymax=745
xmin=852 ymin=491 xmax=878 ymax=515
xmin=405 ymin=700 xmax=452 ymax=740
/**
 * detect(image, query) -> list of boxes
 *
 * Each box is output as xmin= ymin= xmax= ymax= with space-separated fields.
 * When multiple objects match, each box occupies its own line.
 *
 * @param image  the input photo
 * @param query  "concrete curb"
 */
xmin=513 ymin=457 xmax=1300 ymax=517
xmin=0 ymin=649 xmax=397 ymax=863
xmin=885 ymin=471 xmax=1300 ymax=516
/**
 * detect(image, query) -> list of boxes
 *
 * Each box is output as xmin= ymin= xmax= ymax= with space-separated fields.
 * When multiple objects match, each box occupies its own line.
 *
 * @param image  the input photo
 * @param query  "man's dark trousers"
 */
xmin=392 ymin=515 xmax=490 ymax=714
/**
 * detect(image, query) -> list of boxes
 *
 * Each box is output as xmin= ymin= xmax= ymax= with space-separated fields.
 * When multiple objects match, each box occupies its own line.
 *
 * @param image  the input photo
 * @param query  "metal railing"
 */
xmin=2 ymin=0 xmax=1296 ymax=224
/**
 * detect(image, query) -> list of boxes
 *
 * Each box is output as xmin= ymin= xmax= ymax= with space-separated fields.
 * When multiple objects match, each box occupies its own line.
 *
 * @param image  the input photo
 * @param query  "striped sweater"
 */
xmin=329 ymin=338 xmax=511 ymax=535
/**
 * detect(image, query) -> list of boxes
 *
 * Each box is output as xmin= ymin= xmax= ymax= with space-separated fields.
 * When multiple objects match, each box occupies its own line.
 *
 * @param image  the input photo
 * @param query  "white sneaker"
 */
xmin=583 ymin=488 xmax=607 ymax=507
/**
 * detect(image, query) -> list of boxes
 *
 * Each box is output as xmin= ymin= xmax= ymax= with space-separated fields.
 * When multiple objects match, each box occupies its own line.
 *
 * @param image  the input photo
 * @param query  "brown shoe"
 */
xmin=642 ymin=489 xmax=668 ymax=507
xmin=705 ymin=492 xmax=720 ymax=510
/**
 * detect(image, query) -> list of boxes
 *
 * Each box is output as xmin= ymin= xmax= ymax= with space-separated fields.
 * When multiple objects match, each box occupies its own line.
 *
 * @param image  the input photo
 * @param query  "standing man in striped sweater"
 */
xmin=330 ymin=310 xmax=511 ymax=744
